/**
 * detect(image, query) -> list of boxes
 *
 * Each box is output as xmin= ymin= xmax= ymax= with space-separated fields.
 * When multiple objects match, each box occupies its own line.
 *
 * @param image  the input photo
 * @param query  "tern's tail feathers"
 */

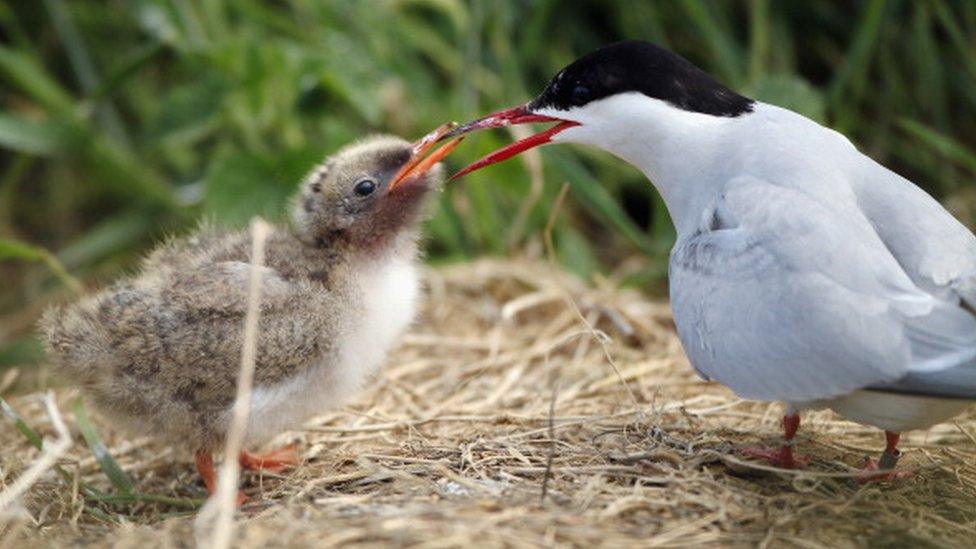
xmin=872 ymin=357 xmax=976 ymax=399
xmin=872 ymin=299 xmax=976 ymax=400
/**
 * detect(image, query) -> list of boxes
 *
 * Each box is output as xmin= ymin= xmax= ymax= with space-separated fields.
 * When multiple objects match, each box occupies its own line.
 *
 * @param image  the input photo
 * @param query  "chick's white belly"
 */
xmin=798 ymin=390 xmax=971 ymax=432
xmin=244 ymin=257 xmax=420 ymax=445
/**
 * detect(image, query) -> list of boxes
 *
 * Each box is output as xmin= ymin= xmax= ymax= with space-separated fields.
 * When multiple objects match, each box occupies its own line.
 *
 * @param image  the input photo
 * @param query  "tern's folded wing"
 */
xmin=851 ymin=158 xmax=976 ymax=308
xmin=669 ymin=176 xmax=976 ymax=403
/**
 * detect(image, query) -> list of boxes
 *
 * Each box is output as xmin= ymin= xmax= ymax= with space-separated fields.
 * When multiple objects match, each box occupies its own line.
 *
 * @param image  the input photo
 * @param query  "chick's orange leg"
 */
xmin=194 ymin=450 xmax=247 ymax=505
xmin=239 ymin=444 xmax=300 ymax=473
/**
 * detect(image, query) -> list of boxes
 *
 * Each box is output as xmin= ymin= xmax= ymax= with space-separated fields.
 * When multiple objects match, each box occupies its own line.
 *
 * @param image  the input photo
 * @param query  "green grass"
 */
xmin=1 ymin=0 xmax=976 ymax=379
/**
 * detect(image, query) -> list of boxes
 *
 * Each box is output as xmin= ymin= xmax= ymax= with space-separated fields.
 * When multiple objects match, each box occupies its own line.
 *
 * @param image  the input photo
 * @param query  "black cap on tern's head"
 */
xmin=442 ymin=40 xmax=754 ymax=179
xmin=292 ymin=127 xmax=462 ymax=250
xmin=528 ymin=40 xmax=754 ymax=117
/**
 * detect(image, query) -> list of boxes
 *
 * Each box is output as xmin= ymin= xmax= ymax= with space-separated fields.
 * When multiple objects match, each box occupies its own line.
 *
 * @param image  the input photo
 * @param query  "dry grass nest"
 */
xmin=2 ymin=258 xmax=975 ymax=547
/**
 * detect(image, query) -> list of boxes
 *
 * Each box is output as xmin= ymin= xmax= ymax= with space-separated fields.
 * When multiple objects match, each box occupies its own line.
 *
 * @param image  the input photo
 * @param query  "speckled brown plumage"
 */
xmin=41 ymin=136 xmax=440 ymax=458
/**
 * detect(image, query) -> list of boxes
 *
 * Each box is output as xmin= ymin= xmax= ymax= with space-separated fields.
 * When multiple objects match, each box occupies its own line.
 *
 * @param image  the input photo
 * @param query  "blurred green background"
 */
xmin=2 ymin=0 xmax=976 ymax=381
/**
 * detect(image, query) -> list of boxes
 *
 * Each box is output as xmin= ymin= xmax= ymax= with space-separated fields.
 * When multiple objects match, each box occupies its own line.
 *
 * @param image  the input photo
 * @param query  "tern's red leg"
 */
xmin=194 ymin=450 xmax=247 ymax=505
xmin=857 ymin=431 xmax=913 ymax=483
xmin=239 ymin=444 xmax=300 ymax=473
xmin=740 ymin=413 xmax=811 ymax=469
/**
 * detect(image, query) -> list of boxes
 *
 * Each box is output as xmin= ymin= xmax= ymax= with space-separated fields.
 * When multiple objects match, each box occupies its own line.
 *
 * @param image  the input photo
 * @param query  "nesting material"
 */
xmin=2 ymin=258 xmax=974 ymax=547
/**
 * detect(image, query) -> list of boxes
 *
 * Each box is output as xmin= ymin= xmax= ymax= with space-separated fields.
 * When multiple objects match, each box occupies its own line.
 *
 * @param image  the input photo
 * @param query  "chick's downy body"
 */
xmin=42 ymin=135 xmax=443 ymax=489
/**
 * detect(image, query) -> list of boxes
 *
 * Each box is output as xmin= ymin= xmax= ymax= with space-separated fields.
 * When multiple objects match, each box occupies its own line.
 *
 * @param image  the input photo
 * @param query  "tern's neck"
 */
xmin=548 ymin=94 xmax=750 ymax=235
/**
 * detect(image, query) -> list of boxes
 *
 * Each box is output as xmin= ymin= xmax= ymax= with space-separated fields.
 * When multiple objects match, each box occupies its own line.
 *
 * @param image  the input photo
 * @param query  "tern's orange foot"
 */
xmin=856 ymin=458 xmax=914 ymax=484
xmin=239 ymin=444 xmax=300 ymax=473
xmin=739 ymin=445 xmax=811 ymax=469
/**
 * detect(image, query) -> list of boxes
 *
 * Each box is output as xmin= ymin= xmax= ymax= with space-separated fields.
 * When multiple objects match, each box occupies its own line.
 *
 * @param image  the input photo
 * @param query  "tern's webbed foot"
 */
xmin=739 ymin=444 xmax=811 ymax=469
xmin=856 ymin=450 xmax=913 ymax=484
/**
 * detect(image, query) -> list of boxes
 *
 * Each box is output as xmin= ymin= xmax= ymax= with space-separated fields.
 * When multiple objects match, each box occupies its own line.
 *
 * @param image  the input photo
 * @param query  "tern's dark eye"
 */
xmin=353 ymin=178 xmax=376 ymax=197
xmin=570 ymin=85 xmax=591 ymax=106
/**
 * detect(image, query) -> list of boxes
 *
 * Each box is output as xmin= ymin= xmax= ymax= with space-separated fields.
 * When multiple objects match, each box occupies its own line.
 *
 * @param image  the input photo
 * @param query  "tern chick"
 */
xmin=42 ymin=131 xmax=460 ymax=499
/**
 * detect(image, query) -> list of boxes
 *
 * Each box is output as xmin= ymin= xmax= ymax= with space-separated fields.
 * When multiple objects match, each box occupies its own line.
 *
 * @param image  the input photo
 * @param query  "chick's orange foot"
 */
xmin=239 ymin=444 xmax=300 ymax=473
xmin=194 ymin=450 xmax=248 ymax=506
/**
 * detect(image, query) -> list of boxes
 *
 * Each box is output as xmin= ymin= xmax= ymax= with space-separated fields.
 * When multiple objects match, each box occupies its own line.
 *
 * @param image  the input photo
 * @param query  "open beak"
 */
xmin=439 ymin=105 xmax=579 ymax=180
xmin=388 ymin=123 xmax=465 ymax=191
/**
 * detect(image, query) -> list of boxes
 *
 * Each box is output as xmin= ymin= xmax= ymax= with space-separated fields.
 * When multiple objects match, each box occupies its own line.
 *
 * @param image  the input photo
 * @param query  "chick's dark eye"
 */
xmin=353 ymin=178 xmax=376 ymax=197
xmin=570 ymin=85 xmax=591 ymax=105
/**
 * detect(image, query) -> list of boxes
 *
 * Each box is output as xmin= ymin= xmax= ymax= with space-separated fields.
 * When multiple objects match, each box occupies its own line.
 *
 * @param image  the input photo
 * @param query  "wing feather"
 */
xmin=669 ymin=176 xmax=974 ymax=402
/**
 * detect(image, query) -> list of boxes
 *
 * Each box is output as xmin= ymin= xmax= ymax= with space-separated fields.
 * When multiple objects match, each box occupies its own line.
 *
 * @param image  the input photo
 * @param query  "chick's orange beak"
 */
xmin=388 ymin=123 xmax=465 ymax=191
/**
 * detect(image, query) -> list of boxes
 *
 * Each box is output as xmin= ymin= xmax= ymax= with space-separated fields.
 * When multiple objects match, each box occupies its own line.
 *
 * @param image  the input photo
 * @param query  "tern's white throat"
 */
xmin=538 ymin=92 xmax=749 ymax=236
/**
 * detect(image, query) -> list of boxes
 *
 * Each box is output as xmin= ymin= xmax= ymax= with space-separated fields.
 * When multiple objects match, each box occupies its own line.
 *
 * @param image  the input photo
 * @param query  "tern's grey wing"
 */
xmin=669 ymin=176 xmax=976 ymax=402
xmin=851 ymin=158 xmax=976 ymax=307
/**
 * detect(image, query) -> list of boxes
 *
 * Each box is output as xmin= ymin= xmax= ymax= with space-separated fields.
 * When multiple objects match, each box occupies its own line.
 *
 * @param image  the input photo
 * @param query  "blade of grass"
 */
xmin=0 ymin=396 xmax=100 ymax=497
xmin=1 ymin=397 xmax=46 ymax=451
xmin=3 ymin=397 xmax=200 ymax=512
xmin=0 ymin=393 xmax=72 ymax=514
xmin=86 ymin=492 xmax=204 ymax=509
xmin=87 ymin=41 xmax=167 ymax=104
xmin=897 ymin=119 xmax=976 ymax=177
xmin=547 ymin=149 xmax=658 ymax=257
xmin=676 ymin=0 xmax=745 ymax=86
xmin=41 ymin=0 xmax=130 ymax=146
xmin=828 ymin=0 xmax=886 ymax=129
xmin=0 ymin=113 xmax=81 ymax=157
xmin=930 ymin=0 xmax=976 ymax=84
xmin=0 ymin=45 xmax=75 ymax=115
xmin=747 ymin=0 xmax=771 ymax=85
xmin=73 ymin=397 xmax=134 ymax=496
xmin=0 ymin=238 xmax=83 ymax=293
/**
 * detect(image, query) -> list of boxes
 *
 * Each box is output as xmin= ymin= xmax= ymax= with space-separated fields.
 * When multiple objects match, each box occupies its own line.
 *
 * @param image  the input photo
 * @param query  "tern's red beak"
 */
xmin=388 ymin=123 xmax=465 ymax=191
xmin=440 ymin=105 xmax=579 ymax=179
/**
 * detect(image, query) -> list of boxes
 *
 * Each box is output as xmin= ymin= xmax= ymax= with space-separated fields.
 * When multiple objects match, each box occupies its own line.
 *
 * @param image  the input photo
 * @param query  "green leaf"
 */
xmin=828 ymin=0 xmax=887 ymax=127
xmin=204 ymin=148 xmax=322 ymax=226
xmin=897 ymin=119 xmax=976 ymax=176
xmin=0 ymin=237 xmax=46 ymax=261
xmin=752 ymin=74 xmax=826 ymax=123
xmin=547 ymin=149 xmax=658 ymax=257
xmin=1 ymin=397 xmax=45 ymax=450
xmin=0 ymin=336 xmax=45 ymax=369
xmin=0 ymin=113 xmax=81 ymax=156
xmin=88 ymin=41 xmax=167 ymax=104
xmin=0 ymin=45 xmax=75 ymax=114
xmin=0 ymin=237 xmax=82 ymax=292
xmin=676 ymin=0 xmax=745 ymax=86
xmin=146 ymin=76 xmax=226 ymax=146
xmin=73 ymin=397 xmax=134 ymax=495
xmin=57 ymin=210 xmax=162 ymax=270
xmin=556 ymin=225 xmax=600 ymax=279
